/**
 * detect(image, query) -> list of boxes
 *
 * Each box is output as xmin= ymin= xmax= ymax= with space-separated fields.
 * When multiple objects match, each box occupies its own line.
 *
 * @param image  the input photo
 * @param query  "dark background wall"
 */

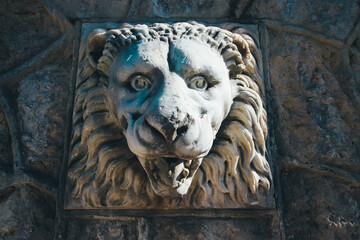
xmin=0 ymin=0 xmax=359 ymax=239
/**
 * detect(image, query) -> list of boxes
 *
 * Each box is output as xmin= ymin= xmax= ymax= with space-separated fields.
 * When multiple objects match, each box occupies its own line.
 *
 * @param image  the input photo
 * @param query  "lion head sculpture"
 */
xmin=67 ymin=22 xmax=272 ymax=208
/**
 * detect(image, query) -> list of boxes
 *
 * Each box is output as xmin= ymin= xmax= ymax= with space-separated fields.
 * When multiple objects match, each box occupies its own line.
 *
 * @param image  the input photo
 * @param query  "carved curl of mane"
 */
xmin=68 ymin=22 xmax=271 ymax=208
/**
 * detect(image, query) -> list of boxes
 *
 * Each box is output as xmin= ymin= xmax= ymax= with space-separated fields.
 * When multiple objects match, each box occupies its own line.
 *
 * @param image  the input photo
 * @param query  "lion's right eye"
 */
xmin=188 ymin=75 xmax=208 ymax=91
xmin=130 ymin=75 xmax=151 ymax=91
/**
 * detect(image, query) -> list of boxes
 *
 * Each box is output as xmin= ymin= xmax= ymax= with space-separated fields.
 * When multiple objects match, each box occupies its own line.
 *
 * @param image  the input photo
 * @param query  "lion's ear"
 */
xmin=86 ymin=31 xmax=107 ymax=69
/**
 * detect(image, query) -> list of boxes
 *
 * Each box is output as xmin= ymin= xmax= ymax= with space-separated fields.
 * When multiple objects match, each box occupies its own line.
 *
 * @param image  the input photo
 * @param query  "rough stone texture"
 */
xmin=53 ymin=0 xmax=233 ymax=19
xmin=242 ymin=0 xmax=359 ymax=40
xmin=280 ymin=168 xmax=360 ymax=239
xmin=0 ymin=0 xmax=66 ymax=75
xmin=268 ymin=30 xmax=360 ymax=168
xmin=0 ymin=184 xmax=56 ymax=240
xmin=65 ymin=216 xmax=272 ymax=239
xmin=130 ymin=0 xmax=232 ymax=18
xmin=268 ymin=30 xmax=360 ymax=239
xmin=147 ymin=217 xmax=271 ymax=239
xmin=17 ymin=59 xmax=71 ymax=181
xmin=65 ymin=218 xmax=138 ymax=240
xmin=52 ymin=0 xmax=132 ymax=19
xmin=0 ymin=107 xmax=12 ymax=172
xmin=350 ymin=33 xmax=360 ymax=76
xmin=348 ymin=33 xmax=360 ymax=109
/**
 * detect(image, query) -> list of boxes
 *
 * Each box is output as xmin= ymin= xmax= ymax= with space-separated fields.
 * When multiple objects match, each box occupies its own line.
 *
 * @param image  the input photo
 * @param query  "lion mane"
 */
xmin=67 ymin=22 xmax=271 ymax=208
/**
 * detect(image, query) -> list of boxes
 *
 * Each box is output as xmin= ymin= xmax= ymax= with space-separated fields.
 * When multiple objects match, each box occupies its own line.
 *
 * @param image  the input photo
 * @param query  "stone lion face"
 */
xmin=107 ymin=38 xmax=234 ymax=197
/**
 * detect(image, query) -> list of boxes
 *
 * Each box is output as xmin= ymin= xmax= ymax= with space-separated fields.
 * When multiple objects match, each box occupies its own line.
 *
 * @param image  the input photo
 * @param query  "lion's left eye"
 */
xmin=130 ymin=75 xmax=151 ymax=91
xmin=188 ymin=75 xmax=208 ymax=90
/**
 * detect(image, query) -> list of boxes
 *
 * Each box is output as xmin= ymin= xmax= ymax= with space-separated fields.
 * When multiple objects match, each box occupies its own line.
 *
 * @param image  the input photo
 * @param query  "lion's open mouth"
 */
xmin=138 ymin=156 xmax=203 ymax=197
xmin=158 ymin=158 xmax=193 ymax=186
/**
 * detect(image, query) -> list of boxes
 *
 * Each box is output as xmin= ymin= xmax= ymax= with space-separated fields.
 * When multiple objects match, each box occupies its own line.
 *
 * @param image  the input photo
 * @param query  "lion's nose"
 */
xmin=145 ymin=115 xmax=190 ymax=142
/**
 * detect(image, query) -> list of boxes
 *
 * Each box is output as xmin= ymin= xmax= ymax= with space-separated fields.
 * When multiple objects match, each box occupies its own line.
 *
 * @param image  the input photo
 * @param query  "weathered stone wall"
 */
xmin=0 ymin=0 xmax=359 ymax=239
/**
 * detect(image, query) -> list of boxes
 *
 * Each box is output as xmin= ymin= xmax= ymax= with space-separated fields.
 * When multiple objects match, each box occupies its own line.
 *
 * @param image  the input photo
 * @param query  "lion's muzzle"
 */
xmin=145 ymin=111 xmax=192 ymax=143
xmin=143 ymin=78 xmax=194 ymax=143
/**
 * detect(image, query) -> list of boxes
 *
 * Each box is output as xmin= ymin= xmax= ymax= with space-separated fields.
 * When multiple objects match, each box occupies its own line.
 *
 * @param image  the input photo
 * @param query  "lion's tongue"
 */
xmin=155 ymin=158 xmax=189 ymax=187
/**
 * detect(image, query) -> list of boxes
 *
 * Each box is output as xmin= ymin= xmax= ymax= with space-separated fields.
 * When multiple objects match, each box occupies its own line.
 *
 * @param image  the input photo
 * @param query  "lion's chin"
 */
xmin=137 ymin=156 xmax=203 ymax=197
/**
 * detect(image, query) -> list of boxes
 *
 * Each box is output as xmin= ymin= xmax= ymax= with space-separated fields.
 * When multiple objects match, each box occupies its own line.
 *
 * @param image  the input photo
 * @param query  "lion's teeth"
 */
xmin=184 ymin=160 xmax=192 ymax=167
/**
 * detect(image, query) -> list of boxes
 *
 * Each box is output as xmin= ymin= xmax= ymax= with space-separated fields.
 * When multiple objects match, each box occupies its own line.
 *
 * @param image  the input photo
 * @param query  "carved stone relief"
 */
xmin=66 ymin=22 xmax=273 ymax=209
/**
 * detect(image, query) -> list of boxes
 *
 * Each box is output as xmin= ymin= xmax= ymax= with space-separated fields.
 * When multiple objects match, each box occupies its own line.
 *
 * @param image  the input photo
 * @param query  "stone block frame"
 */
xmin=64 ymin=22 xmax=275 ymax=210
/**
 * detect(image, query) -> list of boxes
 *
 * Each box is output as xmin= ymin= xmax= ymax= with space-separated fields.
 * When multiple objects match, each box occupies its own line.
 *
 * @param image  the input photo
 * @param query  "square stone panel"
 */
xmin=65 ymin=22 xmax=275 ymax=210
